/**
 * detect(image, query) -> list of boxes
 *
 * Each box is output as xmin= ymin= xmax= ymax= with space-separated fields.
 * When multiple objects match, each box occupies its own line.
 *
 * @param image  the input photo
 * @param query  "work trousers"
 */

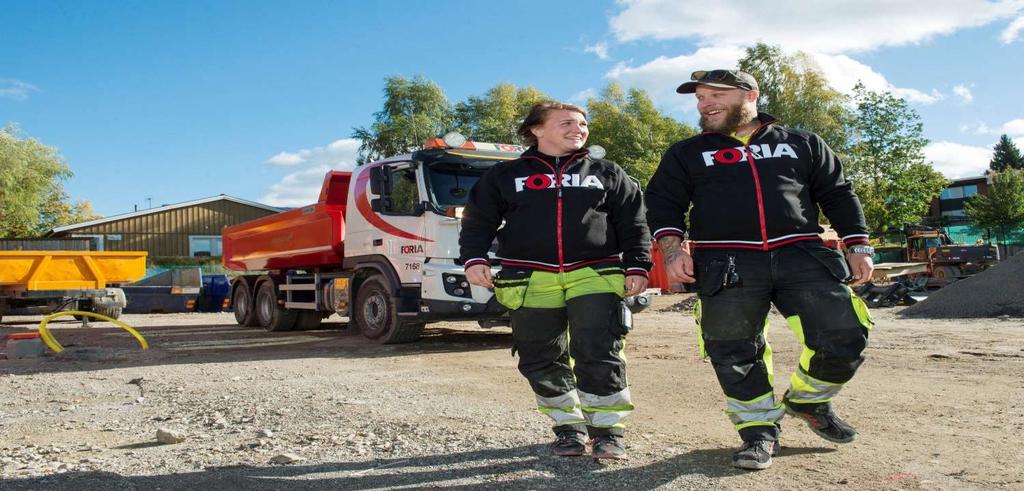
xmin=495 ymin=266 xmax=632 ymax=437
xmin=693 ymin=241 xmax=873 ymax=442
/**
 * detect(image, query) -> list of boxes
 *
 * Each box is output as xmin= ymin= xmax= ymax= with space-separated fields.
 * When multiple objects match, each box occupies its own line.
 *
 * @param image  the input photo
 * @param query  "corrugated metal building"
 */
xmin=46 ymin=195 xmax=281 ymax=257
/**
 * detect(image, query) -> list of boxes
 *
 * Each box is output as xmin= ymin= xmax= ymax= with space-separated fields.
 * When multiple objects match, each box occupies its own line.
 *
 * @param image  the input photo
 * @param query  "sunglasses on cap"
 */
xmin=689 ymin=70 xmax=756 ymax=90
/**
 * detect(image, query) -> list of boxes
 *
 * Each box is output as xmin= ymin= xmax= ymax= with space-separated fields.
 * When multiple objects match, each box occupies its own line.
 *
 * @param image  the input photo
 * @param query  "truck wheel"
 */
xmin=232 ymin=281 xmax=260 ymax=327
xmin=934 ymin=265 xmax=960 ymax=283
xmin=93 ymin=306 xmax=122 ymax=320
xmin=255 ymin=281 xmax=298 ymax=332
xmin=294 ymin=311 xmax=323 ymax=330
xmin=353 ymin=276 xmax=423 ymax=344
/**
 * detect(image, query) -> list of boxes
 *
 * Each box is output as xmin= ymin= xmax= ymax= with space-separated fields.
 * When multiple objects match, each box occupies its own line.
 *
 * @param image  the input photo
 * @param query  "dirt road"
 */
xmin=2 ymin=295 xmax=1022 ymax=490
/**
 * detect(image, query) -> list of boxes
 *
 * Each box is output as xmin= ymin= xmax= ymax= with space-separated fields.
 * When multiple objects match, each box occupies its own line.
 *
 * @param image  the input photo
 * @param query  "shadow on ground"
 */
xmin=1 ymin=317 xmax=513 ymax=375
xmin=0 ymin=443 xmax=837 ymax=490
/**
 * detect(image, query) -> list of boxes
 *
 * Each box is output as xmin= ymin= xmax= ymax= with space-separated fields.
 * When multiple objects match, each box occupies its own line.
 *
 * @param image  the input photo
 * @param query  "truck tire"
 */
xmin=93 ymin=306 xmax=122 ymax=320
xmin=255 ymin=281 xmax=298 ymax=332
xmin=232 ymin=281 xmax=260 ymax=327
xmin=353 ymin=276 xmax=423 ymax=344
xmin=934 ymin=265 xmax=960 ymax=284
xmin=294 ymin=311 xmax=323 ymax=330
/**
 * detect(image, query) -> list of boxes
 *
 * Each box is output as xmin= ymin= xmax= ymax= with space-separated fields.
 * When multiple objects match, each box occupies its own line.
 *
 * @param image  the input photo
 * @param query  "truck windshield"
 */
xmin=425 ymin=164 xmax=488 ymax=209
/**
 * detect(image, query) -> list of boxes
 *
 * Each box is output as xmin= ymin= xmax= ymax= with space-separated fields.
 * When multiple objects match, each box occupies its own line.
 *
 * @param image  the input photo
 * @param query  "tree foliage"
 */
xmin=965 ymin=169 xmax=1024 ymax=243
xmin=844 ymin=85 xmax=948 ymax=235
xmin=1 ymin=124 xmax=100 ymax=237
xmin=454 ymin=83 xmax=549 ymax=143
xmin=989 ymin=134 xmax=1024 ymax=172
xmin=585 ymin=83 xmax=697 ymax=185
xmin=351 ymin=76 xmax=455 ymax=162
xmin=738 ymin=43 xmax=853 ymax=153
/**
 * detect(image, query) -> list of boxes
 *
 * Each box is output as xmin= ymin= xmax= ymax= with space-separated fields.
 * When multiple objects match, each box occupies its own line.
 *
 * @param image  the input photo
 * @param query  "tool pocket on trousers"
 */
xmin=493 ymin=269 xmax=532 ymax=310
xmin=796 ymin=242 xmax=852 ymax=283
xmin=695 ymin=257 xmax=727 ymax=297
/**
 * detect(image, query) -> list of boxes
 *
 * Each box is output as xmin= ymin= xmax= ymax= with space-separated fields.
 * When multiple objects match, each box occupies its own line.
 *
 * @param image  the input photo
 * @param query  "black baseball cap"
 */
xmin=676 ymin=69 xmax=759 ymax=94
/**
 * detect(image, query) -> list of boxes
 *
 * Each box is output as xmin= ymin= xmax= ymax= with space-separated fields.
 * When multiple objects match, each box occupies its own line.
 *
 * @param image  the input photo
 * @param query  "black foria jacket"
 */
xmin=645 ymin=113 xmax=869 ymax=250
xmin=459 ymin=147 xmax=652 ymax=277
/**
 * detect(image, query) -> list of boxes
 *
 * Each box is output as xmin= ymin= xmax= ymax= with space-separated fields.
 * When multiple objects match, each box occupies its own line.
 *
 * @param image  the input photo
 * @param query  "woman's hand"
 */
xmin=625 ymin=275 xmax=648 ymax=297
xmin=465 ymin=264 xmax=494 ymax=289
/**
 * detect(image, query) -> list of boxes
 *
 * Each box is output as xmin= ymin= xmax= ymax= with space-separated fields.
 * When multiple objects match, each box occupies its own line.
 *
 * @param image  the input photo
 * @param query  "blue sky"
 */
xmin=3 ymin=0 xmax=1023 ymax=215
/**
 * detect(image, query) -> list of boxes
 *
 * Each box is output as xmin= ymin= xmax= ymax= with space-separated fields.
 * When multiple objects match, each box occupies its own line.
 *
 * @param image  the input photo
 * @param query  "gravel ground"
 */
xmin=2 ymin=295 xmax=1023 ymax=490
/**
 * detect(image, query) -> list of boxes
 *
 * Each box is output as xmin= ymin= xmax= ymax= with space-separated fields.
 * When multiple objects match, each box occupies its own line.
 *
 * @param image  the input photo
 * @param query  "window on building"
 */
xmin=963 ymin=184 xmax=978 ymax=197
xmin=941 ymin=210 xmax=966 ymax=217
xmin=189 ymin=236 xmax=222 ymax=257
xmin=940 ymin=187 xmax=964 ymax=200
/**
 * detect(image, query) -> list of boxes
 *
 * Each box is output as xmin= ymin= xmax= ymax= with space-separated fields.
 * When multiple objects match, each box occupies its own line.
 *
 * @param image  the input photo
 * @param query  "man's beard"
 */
xmin=699 ymin=103 xmax=757 ymax=134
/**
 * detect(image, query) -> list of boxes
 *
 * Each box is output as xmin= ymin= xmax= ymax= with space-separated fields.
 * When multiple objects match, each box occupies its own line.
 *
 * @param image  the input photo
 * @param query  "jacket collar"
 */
xmin=521 ymin=146 xmax=589 ymax=167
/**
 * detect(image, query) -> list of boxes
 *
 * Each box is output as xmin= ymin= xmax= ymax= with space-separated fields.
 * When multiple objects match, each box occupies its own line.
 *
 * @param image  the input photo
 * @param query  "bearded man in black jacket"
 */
xmin=646 ymin=69 xmax=875 ymax=470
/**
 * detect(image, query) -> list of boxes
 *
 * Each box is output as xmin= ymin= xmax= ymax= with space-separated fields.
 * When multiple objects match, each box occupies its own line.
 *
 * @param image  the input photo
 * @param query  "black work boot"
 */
xmin=784 ymin=393 xmax=857 ymax=444
xmin=590 ymin=435 xmax=627 ymax=460
xmin=732 ymin=439 xmax=781 ymax=470
xmin=550 ymin=430 xmax=587 ymax=457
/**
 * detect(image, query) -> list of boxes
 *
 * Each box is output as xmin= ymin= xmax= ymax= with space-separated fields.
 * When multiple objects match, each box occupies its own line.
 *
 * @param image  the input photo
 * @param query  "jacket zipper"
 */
xmin=523 ymin=152 xmax=584 ymax=271
xmin=722 ymin=123 xmax=771 ymax=250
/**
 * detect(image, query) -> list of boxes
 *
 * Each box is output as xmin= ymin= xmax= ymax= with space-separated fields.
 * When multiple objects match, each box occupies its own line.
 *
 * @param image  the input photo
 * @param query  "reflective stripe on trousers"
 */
xmin=536 ymin=391 xmax=586 ymax=426
xmin=580 ymin=387 xmax=633 ymax=428
xmin=726 ymin=391 xmax=785 ymax=430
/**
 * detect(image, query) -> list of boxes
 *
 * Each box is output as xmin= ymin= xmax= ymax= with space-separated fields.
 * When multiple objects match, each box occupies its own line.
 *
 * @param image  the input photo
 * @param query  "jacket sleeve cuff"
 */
xmin=625 ymin=267 xmax=649 ymax=279
xmin=841 ymin=234 xmax=870 ymax=247
xmin=652 ymin=227 xmax=685 ymax=240
xmin=463 ymin=258 xmax=490 ymax=270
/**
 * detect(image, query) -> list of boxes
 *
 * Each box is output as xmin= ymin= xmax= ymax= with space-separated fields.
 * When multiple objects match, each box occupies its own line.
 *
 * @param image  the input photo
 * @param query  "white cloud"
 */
xmin=601 ymin=2 xmax=1024 ymax=110
xmin=261 ymin=165 xmax=336 ymax=207
xmin=0 ymin=79 xmax=38 ymax=100
xmin=263 ymin=138 xmax=361 ymax=167
xmin=610 ymin=0 xmax=1024 ymax=53
xmin=1000 ymin=118 xmax=1024 ymax=135
xmin=924 ymin=141 xmax=993 ymax=178
xmin=260 ymin=138 xmax=361 ymax=207
xmin=1001 ymin=15 xmax=1024 ymax=42
xmin=952 ymin=84 xmax=974 ymax=104
xmin=606 ymin=46 xmax=746 ymax=112
xmin=570 ymin=88 xmax=599 ymax=102
xmin=960 ymin=121 xmax=992 ymax=134
xmin=807 ymin=53 xmax=943 ymax=104
xmin=584 ymin=42 xmax=609 ymax=60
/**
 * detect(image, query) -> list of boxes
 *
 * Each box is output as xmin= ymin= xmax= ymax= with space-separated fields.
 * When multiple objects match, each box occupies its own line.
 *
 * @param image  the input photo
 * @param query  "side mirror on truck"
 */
xmin=369 ymin=166 xmax=391 ymax=196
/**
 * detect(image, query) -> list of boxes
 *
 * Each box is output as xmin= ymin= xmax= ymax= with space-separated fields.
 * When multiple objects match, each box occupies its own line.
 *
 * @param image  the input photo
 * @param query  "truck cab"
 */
xmin=222 ymin=134 xmax=521 ymax=343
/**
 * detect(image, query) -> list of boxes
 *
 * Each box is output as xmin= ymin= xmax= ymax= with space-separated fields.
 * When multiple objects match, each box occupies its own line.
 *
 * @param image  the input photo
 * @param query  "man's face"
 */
xmin=531 ymin=109 xmax=589 ymax=155
xmin=695 ymin=85 xmax=757 ymax=134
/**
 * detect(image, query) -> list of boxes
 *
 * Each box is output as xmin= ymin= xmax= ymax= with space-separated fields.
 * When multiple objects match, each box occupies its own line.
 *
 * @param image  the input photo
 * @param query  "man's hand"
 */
xmin=846 ymin=253 xmax=874 ymax=285
xmin=658 ymin=236 xmax=696 ymax=283
xmin=465 ymin=264 xmax=494 ymax=289
xmin=625 ymin=276 xmax=648 ymax=297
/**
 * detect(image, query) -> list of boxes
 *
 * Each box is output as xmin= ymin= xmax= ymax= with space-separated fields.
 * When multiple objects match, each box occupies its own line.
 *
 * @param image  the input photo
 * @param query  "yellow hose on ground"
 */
xmin=38 ymin=311 xmax=149 ymax=353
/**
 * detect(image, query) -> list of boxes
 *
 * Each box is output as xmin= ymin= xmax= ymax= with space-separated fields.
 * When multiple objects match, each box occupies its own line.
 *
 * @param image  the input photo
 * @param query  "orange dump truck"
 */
xmin=0 ymin=250 xmax=148 ymax=323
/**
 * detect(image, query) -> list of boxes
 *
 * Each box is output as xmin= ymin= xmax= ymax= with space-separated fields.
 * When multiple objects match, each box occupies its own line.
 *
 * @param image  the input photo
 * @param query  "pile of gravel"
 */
xmin=900 ymin=251 xmax=1024 ymax=318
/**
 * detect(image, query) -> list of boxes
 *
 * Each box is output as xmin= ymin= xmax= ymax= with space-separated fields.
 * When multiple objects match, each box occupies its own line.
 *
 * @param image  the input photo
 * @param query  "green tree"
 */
xmin=585 ymin=83 xmax=697 ymax=185
xmin=845 ymin=85 xmax=948 ymax=235
xmin=989 ymin=134 xmax=1024 ymax=171
xmin=965 ymin=169 xmax=1024 ymax=245
xmin=37 ymin=184 xmax=102 ymax=234
xmin=454 ymin=83 xmax=550 ymax=143
xmin=738 ymin=43 xmax=854 ymax=153
xmin=1 ymin=124 xmax=100 ymax=237
xmin=352 ymin=75 xmax=455 ymax=162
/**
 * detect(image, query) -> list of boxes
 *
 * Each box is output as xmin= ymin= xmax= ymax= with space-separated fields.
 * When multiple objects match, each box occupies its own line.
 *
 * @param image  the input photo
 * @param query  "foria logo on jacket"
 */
xmin=701 ymin=143 xmax=798 ymax=166
xmin=514 ymin=173 xmax=606 ymax=192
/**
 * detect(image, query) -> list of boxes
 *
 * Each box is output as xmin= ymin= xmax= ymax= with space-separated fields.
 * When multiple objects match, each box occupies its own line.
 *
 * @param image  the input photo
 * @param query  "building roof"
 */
xmin=49 ymin=195 xmax=282 ymax=234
